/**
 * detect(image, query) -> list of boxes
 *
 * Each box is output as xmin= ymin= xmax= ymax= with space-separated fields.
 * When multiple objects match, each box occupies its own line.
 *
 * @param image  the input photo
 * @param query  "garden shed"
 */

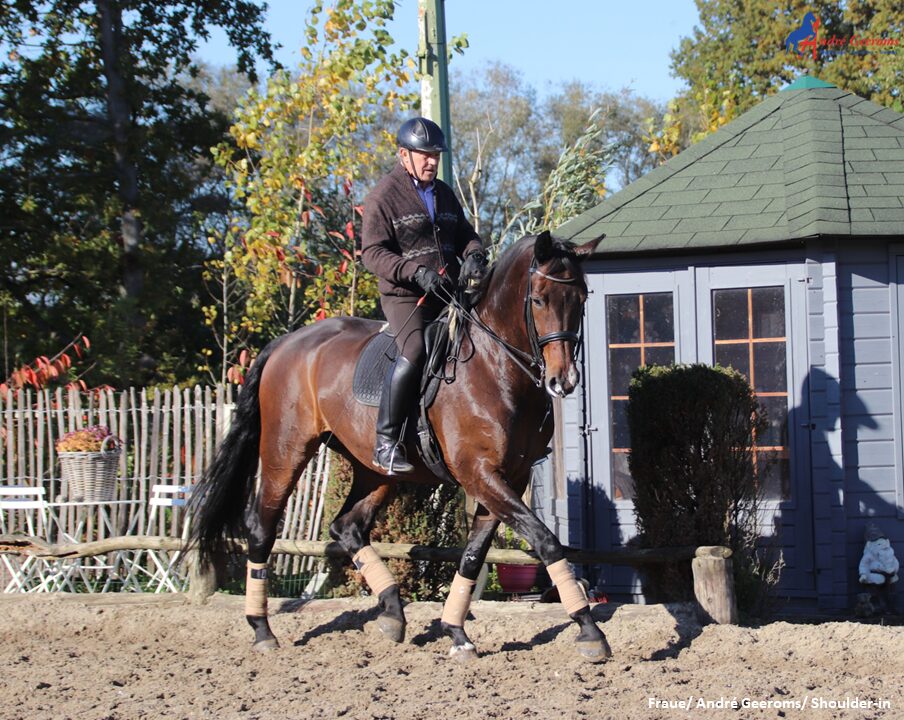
xmin=548 ymin=76 xmax=904 ymax=612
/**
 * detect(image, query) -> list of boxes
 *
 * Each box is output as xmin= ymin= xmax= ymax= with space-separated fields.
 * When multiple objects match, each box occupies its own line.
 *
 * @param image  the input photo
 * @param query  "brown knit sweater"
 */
xmin=361 ymin=162 xmax=483 ymax=298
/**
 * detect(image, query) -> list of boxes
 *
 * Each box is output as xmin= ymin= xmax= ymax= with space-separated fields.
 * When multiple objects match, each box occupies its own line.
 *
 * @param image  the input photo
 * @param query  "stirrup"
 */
xmin=373 ymin=438 xmax=414 ymax=475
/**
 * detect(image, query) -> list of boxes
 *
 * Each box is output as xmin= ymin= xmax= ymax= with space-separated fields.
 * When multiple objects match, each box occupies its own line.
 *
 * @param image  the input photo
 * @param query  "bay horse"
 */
xmin=188 ymin=230 xmax=611 ymax=662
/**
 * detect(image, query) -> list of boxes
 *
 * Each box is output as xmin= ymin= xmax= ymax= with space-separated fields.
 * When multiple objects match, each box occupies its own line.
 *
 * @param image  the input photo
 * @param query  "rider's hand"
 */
xmin=413 ymin=266 xmax=447 ymax=296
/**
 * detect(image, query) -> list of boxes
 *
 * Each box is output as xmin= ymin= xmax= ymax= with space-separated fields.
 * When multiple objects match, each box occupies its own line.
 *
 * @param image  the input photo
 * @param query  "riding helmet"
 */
xmin=396 ymin=117 xmax=448 ymax=153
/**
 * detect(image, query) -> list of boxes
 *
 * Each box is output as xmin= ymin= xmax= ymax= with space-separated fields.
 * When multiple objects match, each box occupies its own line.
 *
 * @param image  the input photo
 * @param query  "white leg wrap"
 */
xmin=352 ymin=545 xmax=398 ymax=596
xmin=547 ymin=558 xmax=589 ymax=615
xmin=245 ymin=561 xmax=268 ymax=617
xmin=441 ymin=572 xmax=476 ymax=626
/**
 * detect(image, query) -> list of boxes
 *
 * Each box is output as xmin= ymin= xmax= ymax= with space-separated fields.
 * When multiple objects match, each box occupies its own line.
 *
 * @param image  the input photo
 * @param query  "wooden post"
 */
xmin=691 ymin=546 xmax=738 ymax=624
xmin=186 ymin=548 xmax=219 ymax=605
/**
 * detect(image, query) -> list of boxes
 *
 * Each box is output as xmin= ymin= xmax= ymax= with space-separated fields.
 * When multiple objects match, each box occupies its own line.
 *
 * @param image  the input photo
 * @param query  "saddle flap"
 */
xmin=352 ymin=331 xmax=398 ymax=407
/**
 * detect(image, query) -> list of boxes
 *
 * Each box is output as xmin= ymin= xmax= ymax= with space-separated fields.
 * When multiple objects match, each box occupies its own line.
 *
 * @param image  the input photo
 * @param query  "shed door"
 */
xmin=695 ymin=264 xmax=814 ymax=594
xmin=585 ymin=262 xmax=815 ymax=597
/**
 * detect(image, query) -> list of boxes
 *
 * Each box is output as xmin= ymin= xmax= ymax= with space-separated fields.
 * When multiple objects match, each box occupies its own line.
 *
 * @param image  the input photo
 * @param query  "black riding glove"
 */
xmin=413 ymin=266 xmax=447 ymax=296
xmin=459 ymin=250 xmax=488 ymax=294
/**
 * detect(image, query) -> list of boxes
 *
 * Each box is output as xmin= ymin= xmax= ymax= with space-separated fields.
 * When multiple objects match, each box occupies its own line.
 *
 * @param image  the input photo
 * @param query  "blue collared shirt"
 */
xmin=413 ymin=178 xmax=436 ymax=222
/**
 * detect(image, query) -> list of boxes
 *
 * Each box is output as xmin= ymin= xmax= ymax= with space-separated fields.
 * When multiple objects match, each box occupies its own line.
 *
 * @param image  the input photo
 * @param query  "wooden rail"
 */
xmin=1 ymin=535 xmax=737 ymax=624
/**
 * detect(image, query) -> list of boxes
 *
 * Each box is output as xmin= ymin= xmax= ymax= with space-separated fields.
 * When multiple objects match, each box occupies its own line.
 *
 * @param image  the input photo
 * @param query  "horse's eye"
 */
xmin=531 ymin=296 xmax=543 ymax=308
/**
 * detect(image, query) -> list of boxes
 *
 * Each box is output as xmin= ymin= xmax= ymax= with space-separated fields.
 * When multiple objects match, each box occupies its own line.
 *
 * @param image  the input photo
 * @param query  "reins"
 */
xmin=435 ymin=254 xmax=583 ymax=389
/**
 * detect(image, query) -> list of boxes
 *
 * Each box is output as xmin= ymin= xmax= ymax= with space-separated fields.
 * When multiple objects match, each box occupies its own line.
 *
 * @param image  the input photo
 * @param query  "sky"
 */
xmin=197 ymin=0 xmax=702 ymax=103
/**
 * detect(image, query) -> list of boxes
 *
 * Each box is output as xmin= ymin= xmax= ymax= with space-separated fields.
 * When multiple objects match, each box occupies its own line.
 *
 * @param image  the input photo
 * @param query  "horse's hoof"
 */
xmin=576 ymin=637 xmax=612 ymax=663
xmin=252 ymin=637 xmax=280 ymax=653
xmin=376 ymin=614 xmax=406 ymax=643
xmin=448 ymin=642 xmax=478 ymax=663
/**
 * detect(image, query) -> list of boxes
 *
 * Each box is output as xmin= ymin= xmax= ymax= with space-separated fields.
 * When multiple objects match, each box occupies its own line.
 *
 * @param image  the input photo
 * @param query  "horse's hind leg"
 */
xmin=245 ymin=440 xmax=320 ymax=651
xmin=440 ymin=503 xmax=499 ymax=661
xmin=329 ymin=464 xmax=405 ymax=642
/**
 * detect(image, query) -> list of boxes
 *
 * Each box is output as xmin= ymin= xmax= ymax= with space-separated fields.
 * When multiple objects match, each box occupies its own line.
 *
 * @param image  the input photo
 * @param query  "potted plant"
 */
xmin=56 ymin=425 xmax=122 ymax=502
xmin=494 ymin=525 xmax=539 ymax=594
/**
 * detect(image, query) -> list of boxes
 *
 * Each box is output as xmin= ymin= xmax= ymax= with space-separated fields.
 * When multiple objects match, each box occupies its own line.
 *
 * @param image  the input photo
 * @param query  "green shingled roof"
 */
xmin=557 ymin=80 xmax=904 ymax=253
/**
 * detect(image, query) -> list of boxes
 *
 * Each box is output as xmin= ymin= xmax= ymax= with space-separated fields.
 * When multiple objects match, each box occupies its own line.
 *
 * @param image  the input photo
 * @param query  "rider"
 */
xmin=361 ymin=117 xmax=488 ymax=474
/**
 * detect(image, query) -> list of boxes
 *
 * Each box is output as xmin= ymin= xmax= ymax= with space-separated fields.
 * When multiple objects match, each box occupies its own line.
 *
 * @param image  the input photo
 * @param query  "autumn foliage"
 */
xmin=1 ymin=335 xmax=93 ymax=395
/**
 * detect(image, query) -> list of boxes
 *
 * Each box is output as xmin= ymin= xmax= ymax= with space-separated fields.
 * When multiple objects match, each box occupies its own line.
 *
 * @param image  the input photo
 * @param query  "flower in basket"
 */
xmin=55 ymin=425 xmax=121 ymax=453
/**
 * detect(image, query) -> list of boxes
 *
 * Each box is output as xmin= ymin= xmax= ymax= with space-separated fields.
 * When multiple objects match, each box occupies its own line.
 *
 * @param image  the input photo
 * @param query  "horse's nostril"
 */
xmin=546 ymin=378 xmax=568 ymax=399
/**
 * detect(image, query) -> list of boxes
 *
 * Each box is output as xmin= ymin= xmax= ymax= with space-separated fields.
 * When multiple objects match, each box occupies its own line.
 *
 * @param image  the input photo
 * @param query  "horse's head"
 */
xmin=528 ymin=230 xmax=603 ymax=398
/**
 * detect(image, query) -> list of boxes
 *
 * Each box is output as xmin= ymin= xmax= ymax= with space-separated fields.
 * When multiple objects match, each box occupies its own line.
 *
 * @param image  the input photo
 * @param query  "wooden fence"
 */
xmin=0 ymin=386 xmax=332 ymax=580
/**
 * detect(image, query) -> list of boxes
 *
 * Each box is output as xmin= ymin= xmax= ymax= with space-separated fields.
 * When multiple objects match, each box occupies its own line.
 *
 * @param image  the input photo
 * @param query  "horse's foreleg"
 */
xmin=484 ymin=487 xmax=612 ymax=663
xmin=441 ymin=504 xmax=498 ymax=661
xmin=329 ymin=466 xmax=405 ymax=642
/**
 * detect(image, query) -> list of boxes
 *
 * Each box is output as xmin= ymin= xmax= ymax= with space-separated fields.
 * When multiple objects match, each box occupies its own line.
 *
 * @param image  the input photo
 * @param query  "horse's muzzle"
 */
xmin=545 ymin=364 xmax=580 ymax=399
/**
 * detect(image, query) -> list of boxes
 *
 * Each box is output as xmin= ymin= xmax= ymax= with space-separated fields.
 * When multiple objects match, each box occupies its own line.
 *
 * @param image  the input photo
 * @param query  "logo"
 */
xmin=786 ymin=12 xmax=820 ymax=58
xmin=785 ymin=12 xmax=899 ymax=60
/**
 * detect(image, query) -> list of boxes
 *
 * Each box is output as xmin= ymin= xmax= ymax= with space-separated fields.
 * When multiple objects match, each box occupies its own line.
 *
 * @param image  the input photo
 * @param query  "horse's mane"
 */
xmin=469 ymin=233 xmax=581 ymax=307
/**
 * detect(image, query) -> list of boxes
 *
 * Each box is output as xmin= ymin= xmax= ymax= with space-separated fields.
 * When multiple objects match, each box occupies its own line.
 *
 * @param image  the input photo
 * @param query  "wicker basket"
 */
xmin=59 ymin=437 xmax=121 ymax=502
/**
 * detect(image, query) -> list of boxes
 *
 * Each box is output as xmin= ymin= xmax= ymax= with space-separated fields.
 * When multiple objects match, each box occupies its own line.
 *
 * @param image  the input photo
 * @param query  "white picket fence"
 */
xmin=0 ymin=385 xmax=332 ymax=588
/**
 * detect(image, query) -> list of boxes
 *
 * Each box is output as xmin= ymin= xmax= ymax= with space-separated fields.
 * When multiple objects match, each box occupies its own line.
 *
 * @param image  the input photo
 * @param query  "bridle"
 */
xmin=447 ymin=255 xmax=584 ymax=388
xmin=524 ymin=257 xmax=583 ymax=376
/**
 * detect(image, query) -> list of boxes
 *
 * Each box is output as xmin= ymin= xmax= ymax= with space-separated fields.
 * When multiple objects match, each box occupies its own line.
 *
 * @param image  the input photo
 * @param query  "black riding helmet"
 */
xmin=396 ymin=117 xmax=447 ymax=153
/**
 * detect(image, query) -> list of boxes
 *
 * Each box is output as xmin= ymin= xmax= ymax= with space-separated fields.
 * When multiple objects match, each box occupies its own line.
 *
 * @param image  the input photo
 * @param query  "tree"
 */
xmin=540 ymin=82 xmax=665 ymax=191
xmin=449 ymin=62 xmax=546 ymax=241
xmin=450 ymin=66 xmax=662 ymax=243
xmin=643 ymin=85 xmax=738 ymax=165
xmin=0 ymin=1 xmax=277 ymax=386
xmin=497 ymin=107 xmax=613 ymax=250
xmin=207 ymin=0 xmax=413 ymax=377
xmin=672 ymin=0 xmax=904 ymax=115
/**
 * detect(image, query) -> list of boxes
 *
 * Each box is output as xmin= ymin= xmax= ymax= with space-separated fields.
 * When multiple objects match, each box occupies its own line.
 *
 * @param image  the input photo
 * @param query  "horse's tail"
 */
xmin=187 ymin=339 xmax=281 ymax=566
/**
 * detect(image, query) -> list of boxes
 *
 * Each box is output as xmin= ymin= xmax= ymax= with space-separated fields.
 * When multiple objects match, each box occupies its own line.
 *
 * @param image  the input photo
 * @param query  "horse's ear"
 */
xmin=534 ymin=230 xmax=553 ymax=263
xmin=573 ymin=234 xmax=605 ymax=258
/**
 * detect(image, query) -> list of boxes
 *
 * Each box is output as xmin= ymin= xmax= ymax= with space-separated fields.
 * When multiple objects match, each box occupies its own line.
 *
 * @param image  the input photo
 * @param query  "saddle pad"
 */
xmin=353 ymin=331 xmax=397 ymax=406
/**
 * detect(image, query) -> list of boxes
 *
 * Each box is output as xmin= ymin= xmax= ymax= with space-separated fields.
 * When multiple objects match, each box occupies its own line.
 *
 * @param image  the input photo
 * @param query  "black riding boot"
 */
xmin=373 ymin=355 xmax=419 ymax=474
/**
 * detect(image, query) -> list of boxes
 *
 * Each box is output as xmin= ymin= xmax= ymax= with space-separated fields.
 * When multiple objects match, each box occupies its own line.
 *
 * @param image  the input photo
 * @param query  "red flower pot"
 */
xmin=496 ymin=563 xmax=539 ymax=593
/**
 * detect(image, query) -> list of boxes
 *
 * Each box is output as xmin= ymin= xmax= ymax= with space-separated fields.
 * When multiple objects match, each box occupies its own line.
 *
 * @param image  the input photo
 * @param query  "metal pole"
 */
xmin=417 ymin=0 xmax=453 ymax=184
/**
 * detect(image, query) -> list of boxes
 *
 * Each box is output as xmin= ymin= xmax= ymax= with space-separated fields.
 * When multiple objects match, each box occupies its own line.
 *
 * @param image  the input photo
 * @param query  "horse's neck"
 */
xmin=475 ymin=252 xmax=530 ymax=351
xmin=469 ymin=251 xmax=547 ymax=403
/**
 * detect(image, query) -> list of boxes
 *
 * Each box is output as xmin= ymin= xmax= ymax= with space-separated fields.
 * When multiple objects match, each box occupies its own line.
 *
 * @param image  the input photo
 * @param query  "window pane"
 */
xmin=645 ymin=346 xmax=675 ymax=368
xmin=713 ymin=289 xmax=748 ymax=340
xmin=715 ymin=343 xmax=749 ymax=379
xmin=608 ymin=347 xmax=641 ymax=396
xmin=607 ymin=295 xmax=640 ymax=343
xmin=606 ymin=291 xmax=674 ymax=504
xmin=753 ymin=342 xmax=787 ymax=393
xmin=711 ymin=284 xmax=791 ymax=501
xmin=611 ymin=399 xmax=630 ymax=448
xmin=758 ymin=396 xmax=788 ymax=448
xmin=643 ymin=293 xmax=675 ymax=343
xmin=611 ymin=452 xmax=633 ymax=501
xmin=752 ymin=287 xmax=785 ymax=338
xmin=757 ymin=450 xmax=790 ymax=500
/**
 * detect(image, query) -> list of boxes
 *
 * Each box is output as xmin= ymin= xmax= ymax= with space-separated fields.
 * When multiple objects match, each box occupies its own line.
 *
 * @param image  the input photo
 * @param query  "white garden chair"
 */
xmin=0 ymin=486 xmax=74 ymax=592
xmin=124 ymin=484 xmax=192 ymax=593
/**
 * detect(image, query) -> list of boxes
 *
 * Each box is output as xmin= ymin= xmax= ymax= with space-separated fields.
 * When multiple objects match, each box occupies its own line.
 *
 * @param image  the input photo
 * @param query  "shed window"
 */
xmin=713 ymin=286 xmax=790 ymax=500
xmin=606 ymin=292 xmax=675 ymax=500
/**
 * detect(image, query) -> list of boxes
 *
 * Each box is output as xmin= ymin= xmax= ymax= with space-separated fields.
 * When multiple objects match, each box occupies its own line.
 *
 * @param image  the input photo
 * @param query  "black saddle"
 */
xmin=352 ymin=321 xmax=449 ymax=407
xmin=352 ymin=330 xmax=397 ymax=407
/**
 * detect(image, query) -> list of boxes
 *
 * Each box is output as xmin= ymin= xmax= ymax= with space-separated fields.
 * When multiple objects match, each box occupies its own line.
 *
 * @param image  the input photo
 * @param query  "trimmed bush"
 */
xmin=626 ymin=363 xmax=769 ymax=604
